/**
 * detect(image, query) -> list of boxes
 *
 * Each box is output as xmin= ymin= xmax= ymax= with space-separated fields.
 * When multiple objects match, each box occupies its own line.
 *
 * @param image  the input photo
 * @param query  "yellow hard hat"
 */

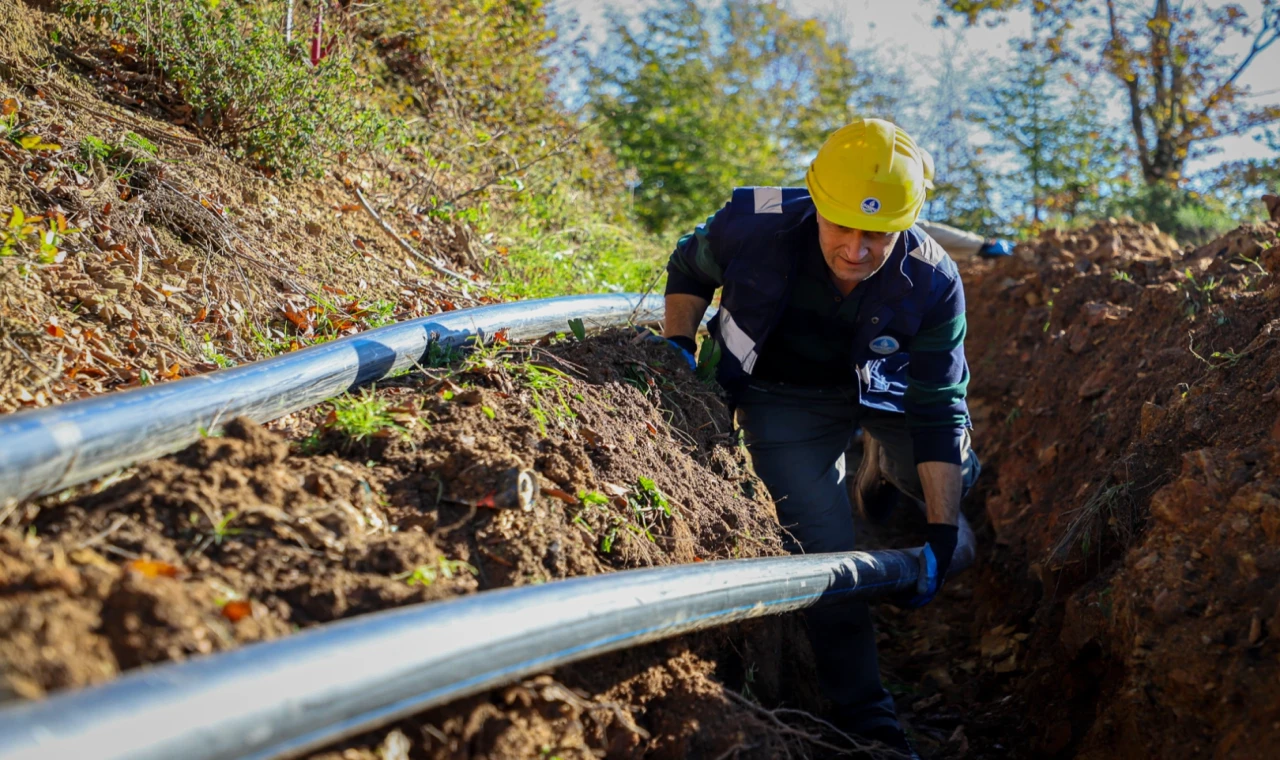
xmin=920 ymin=147 xmax=936 ymax=190
xmin=804 ymin=118 xmax=928 ymax=233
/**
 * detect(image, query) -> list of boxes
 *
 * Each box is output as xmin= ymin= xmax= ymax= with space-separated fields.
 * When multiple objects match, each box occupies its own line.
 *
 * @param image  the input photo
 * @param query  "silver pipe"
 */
xmin=0 ymin=549 xmax=925 ymax=760
xmin=0 ymin=294 xmax=662 ymax=504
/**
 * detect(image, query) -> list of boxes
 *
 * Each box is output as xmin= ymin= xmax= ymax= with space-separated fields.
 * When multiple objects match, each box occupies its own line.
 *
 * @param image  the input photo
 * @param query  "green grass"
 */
xmin=519 ymin=363 xmax=576 ymax=437
xmin=399 ymin=557 xmax=478 ymax=586
xmin=487 ymin=187 xmax=667 ymax=299
xmin=1179 ymin=268 xmax=1223 ymax=319
xmin=327 ymin=388 xmax=407 ymax=443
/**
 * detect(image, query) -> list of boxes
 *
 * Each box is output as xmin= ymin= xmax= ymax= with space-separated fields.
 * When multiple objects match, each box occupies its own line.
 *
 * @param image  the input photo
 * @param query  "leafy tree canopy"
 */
xmin=937 ymin=0 xmax=1280 ymax=188
xmin=587 ymin=0 xmax=880 ymax=233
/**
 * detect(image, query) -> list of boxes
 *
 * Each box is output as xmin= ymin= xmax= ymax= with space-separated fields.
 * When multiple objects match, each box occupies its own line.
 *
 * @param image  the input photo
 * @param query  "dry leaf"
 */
xmin=46 ymin=321 xmax=65 ymax=338
xmin=221 ymin=600 xmax=252 ymax=622
xmin=128 ymin=559 xmax=180 ymax=578
xmin=0 ymin=98 xmax=16 ymax=117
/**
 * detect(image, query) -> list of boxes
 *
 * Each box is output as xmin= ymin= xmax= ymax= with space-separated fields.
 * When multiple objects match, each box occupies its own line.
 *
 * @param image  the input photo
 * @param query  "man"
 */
xmin=661 ymin=118 xmax=980 ymax=757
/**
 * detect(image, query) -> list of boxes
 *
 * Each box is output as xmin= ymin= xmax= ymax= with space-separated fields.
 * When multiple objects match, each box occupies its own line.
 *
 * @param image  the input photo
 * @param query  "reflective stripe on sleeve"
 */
xmin=752 ymin=187 xmax=783 ymax=214
xmin=718 ymin=307 xmax=759 ymax=373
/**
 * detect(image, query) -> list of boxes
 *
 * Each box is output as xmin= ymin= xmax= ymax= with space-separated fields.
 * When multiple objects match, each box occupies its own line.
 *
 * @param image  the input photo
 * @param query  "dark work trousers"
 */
xmin=736 ymin=381 xmax=980 ymax=732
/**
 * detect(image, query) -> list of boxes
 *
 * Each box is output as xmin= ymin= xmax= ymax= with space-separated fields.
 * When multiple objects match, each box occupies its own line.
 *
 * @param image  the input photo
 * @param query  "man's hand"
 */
xmin=662 ymin=293 xmax=710 ymax=372
xmin=898 ymin=523 xmax=959 ymax=608
xmin=978 ymin=239 xmax=1013 ymax=257
xmin=896 ymin=460 xmax=964 ymax=608
xmin=666 ymin=335 xmax=698 ymax=371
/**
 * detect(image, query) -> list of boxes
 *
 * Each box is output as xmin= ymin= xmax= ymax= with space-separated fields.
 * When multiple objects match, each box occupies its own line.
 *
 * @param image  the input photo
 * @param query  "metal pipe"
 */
xmin=0 ymin=549 xmax=925 ymax=760
xmin=0 ymin=294 xmax=662 ymax=504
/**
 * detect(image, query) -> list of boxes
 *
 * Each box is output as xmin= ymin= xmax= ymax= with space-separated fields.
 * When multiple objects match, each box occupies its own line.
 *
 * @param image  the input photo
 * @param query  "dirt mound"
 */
xmin=933 ymin=214 xmax=1280 ymax=757
xmin=0 ymin=330 xmax=851 ymax=758
xmin=0 ymin=0 xmax=487 ymax=412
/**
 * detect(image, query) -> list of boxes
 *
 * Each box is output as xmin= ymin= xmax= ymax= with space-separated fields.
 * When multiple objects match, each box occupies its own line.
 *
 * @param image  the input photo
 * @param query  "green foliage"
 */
xmin=632 ymin=476 xmax=671 ymax=518
xmin=1111 ymin=183 xmax=1236 ymax=246
xmin=587 ymin=0 xmax=871 ymax=233
xmin=212 ymin=510 xmax=242 ymax=545
xmin=979 ymin=40 xmax=1129 ymax=229
xmin=518 ymin=363 xmax=576 ymax=436
xmin=938 ymin=1 xmax=1280 ymax=190
xmin=327 ymin=388 xmax=407 ymax=443
xmin=2 ymin=207 xmax=78 ymax=263
xmin=201 ymin=340 xmax=236 ymax=368
xmin=1178 ymin=266 xmax=1224 ymax=319
xmin=1195 ymin=158 xmax=1280 ymax=224
xmin=695 ymin=337 xmax=721 ymax=383
xmin=402 ymin=557 xmax=478 ymax=586
xmin=358 ymin=0 xmax=578 ymax=177
xmin=567 ymin=318 xmax=586 ymax=341
xmin=356 ymin=0 xmax=654 ymax=299
xmin=78 ymin=134 xmax=111 ymax=162
xmin=65 ymin=0 xmax=393 ymax=177
xmin=578 ymin=490 xmax=610 ymax=507
xmin=490 ymin=187 xmax=667 ymax=299
xmin=570 ymin=477 xmax=674 ymax=554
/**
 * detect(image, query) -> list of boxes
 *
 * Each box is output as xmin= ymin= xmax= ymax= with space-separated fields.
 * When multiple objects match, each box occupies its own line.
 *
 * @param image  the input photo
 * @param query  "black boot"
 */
xmin=850 ymin=724 xmax=921 ymax=759
xmin=851 ymin=435 xmax=898 ymax=523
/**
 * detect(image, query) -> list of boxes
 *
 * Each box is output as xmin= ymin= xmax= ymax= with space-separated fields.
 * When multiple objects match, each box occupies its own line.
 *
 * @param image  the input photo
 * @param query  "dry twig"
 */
xmin=353 ymin=187 xmax=472 ymax=284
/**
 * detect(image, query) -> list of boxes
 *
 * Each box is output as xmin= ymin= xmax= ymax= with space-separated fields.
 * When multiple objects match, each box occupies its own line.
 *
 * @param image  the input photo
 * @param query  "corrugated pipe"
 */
xmin=0 ymin=547 xmax=957 ymax=760
xmin=0 ymin=294 xmax=663 ymax=505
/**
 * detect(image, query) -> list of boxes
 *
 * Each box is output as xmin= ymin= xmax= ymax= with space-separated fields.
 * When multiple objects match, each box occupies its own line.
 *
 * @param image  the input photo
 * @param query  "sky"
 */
xmin=549 ymin=0 xmax=1280 ymax=172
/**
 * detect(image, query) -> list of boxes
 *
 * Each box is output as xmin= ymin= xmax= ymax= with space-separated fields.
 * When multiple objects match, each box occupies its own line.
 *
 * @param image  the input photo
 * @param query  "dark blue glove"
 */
xmin=898 ymin=523 xmax=959 ymax=609
xmin=978 ymin=239 xmax=1013 ymax=257
xmin=665 ymin=335 xmax=698 ymax=371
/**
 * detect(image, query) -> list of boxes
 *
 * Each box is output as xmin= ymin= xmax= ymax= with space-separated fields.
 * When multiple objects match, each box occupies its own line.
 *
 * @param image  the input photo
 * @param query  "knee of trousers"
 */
xmin=871 ymin=428 xmax=983 ymax=501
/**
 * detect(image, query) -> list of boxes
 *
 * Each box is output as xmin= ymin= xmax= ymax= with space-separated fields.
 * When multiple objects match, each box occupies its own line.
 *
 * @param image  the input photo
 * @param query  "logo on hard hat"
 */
xmin=861 ymin=197 xmax=881 ymax=214
xmin=869 ymin=336 xmax=899 ymax=355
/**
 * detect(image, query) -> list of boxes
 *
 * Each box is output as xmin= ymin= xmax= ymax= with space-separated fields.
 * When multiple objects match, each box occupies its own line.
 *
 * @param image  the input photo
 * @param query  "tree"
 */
xmin=938 ymin=0 xmax=1280 ymax=189
xmin=979 ymin=40 xmax=1129 ymax=225
xmin=908 ymin=42 xmax=1002 ymax=234
xmin=586 ymin=0 xmax=876 ymax=232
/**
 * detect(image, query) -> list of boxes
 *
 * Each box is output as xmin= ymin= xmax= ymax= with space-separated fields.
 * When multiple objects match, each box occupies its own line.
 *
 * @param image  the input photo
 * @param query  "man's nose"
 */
xmin=847 ymin=229 xmax=863 ymax=250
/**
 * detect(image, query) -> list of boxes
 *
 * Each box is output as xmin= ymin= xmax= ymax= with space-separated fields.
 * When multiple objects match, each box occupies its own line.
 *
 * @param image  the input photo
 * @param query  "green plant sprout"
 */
xmin=328 ymin=388 xmax=408 ymax=442
xmin=400 ymin=557 xmax=478 ymax=586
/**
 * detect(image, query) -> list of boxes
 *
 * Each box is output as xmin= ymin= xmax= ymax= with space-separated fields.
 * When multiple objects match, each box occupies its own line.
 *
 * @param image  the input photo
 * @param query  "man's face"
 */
xmin=816 ymin=211 xmax=899 ymax=289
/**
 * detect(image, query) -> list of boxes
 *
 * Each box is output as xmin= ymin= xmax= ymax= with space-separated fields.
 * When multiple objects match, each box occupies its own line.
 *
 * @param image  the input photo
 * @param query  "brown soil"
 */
xmin=8 ymin=213 xmax=1280 ymax=758
xmin=0 ymin=330 xmax=860 ymax=758
xmin=0 ymin=0 xmax=488 ymax=413
xmin=868 ymin=214 xmax=1280 ymax=758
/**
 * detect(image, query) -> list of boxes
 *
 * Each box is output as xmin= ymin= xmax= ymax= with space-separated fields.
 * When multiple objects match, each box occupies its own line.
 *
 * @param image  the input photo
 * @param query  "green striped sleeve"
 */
xmin=911 ymin=313 xmax=966 ymax=352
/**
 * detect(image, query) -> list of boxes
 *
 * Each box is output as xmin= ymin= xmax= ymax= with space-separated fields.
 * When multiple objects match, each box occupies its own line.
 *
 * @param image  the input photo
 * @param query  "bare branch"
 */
xmin=1193 ymin=6 xmax=1280 ymax=128
xmin=353 ymin=187 xmax=473 ymax=284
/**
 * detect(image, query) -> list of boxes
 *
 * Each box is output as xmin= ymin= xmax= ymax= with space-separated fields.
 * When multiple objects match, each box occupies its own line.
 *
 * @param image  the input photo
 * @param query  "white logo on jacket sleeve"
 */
xmin=869 ymin=336 xmax=899 ymax=355
xmin=861 ymin=197 xmax=881 ymax=214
